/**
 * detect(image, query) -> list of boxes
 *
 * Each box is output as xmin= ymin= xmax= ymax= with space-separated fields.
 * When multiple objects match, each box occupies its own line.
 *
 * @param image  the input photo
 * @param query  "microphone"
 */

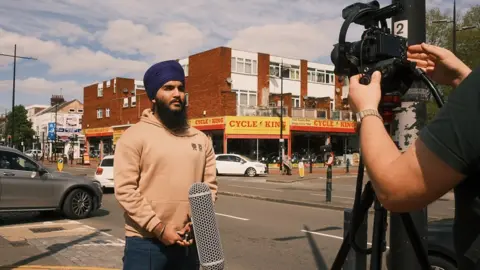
xmin=188 ymin=182 xmax=225 ymax=270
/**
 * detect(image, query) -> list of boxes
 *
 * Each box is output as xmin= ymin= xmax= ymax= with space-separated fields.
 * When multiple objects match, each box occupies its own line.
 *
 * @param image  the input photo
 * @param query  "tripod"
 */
xmin=330 ymin=68 xmax=444 ymax=270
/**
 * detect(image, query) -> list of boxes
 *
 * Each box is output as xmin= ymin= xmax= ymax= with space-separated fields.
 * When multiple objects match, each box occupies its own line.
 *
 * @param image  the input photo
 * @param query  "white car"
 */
xmin=94 ymin=155 xmax=114 ymax=189
xmin=215 ymin=154 xmax=267 ymax=177
xmin=24 ymin=149 xmax=42 ymax=159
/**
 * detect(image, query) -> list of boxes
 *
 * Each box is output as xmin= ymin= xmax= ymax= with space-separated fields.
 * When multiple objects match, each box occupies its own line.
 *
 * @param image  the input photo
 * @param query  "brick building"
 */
xmin=83 ymin=47 xmax=358 ymax=163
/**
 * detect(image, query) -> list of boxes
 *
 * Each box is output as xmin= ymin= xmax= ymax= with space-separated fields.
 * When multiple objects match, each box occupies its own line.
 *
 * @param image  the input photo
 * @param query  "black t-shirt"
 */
xmin=419 ymin=66 xmax=480 ymax=269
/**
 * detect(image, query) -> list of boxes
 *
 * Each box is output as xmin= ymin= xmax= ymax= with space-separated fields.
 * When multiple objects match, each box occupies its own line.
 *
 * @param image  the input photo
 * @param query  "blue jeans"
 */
xmin=123 ymin=237 xmax=200 ymax=270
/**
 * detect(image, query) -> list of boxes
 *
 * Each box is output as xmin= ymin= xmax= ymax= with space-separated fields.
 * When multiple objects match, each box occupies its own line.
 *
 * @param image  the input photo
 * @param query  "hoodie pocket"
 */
xmin=150 ymin=200 xmax=190 ymax=228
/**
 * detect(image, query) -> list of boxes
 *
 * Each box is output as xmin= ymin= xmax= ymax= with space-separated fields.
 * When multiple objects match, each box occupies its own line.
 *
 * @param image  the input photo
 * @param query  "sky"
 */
xmin=0 ymin=0 xmax=476 ymax=113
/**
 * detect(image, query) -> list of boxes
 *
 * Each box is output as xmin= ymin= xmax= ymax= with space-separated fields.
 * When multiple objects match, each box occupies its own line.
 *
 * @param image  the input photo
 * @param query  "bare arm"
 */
xmin=203 ymin=138 xmax=218 ymax=202
xmin=114 ymin=135 xmax=162 ymax=232
xmin=360 ymin=116 xmax=465 ymax=212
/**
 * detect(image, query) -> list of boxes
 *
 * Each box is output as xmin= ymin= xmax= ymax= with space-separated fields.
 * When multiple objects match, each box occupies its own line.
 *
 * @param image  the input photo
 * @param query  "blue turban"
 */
xmin=143 ymin=60 xmax=185 ymax=100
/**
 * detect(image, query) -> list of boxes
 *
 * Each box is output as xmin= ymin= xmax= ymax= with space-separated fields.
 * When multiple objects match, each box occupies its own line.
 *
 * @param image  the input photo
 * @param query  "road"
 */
xmin=0 ymin=167 xmax=454 ymax=269
xmin=81 ymin=192 xmax=383 ymax=270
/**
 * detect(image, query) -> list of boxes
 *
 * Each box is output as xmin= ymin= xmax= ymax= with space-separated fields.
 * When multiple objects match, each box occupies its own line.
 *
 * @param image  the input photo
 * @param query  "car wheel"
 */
xmin=245 ymin=167 xmax=256 ymax=177
xmin=62 ymin=189 xmax=94 ymax=220
xmin=429 ymin=255 xmax=456 ymax=270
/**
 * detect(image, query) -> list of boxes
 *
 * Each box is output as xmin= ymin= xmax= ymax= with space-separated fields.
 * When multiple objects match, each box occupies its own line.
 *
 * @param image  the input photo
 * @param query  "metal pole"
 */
xmin=452 ymin=0 xmax=456 ymax=55
xmin=390 ymin=1 xmax=429 ymax=269
xmin=279 ymin=64 xmax=284 ymax=173
xmin=11 ymin=45 xmax=16 ymax=148
xmin=54 ymin=104 xmax=58 ymax=161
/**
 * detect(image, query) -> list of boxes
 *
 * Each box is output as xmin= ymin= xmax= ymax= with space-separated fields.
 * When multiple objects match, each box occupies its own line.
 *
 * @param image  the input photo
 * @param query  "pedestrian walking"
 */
xmin=114 ymin=60 xmax=218 ymax=270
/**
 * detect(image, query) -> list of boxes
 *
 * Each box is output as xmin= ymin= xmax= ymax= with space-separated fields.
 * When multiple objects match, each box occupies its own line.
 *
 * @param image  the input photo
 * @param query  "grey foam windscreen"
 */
xmin=189 ymin=182 xmax=225 ymax=270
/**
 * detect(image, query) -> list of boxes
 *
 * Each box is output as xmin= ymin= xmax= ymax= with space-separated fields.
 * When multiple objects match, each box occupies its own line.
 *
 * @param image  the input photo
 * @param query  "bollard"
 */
xmin=346 ymin=159 xmax=350 ymax=173
xmin=309 ymin=158 xmax=313 ymax=174
xmin=298 ymin=161 xmax=305 ymax=178
xmin=343 ymin=209 xmax=368 ymax=270
xmin=326 ymin=164 xmax=333 ymax=202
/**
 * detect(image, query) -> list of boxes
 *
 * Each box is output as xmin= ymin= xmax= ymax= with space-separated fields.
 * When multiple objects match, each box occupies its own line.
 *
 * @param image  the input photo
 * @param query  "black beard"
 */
xmin=154 ymin=98 xmax=188 ymax=131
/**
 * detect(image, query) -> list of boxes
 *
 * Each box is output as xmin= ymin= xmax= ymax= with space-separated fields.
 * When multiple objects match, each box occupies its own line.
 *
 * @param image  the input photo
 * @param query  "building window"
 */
xmin=123 ymin=98 xmax=129 ymax=108
xmin=97 ymin=83 xmax=103 ymax=97
xmin=231 ymin=57 xmax=257 ymax=75
xmin=106 ymin=108 xmax=110 ymax=117
xmin=182 ymin=64 xmax=189 ymax=76
xmin=292 ymin=97 xmax=300 ymax=108
xmin=131 ymin=96 xmax=137 ymax=107
xmin=307 ymin=68 xmax=335 ymax=85
xmin=135 ymin=84 xmax=144 ymax=90
xmin=96 ymin=109 xmax=103 ymax=119
xmin=232 ymin=89 xmax=257 ymax=107
xmin=106 ymin=80 xmax=111 ymax=88
xmin=269 ymin=62 xmax=299 ymax=80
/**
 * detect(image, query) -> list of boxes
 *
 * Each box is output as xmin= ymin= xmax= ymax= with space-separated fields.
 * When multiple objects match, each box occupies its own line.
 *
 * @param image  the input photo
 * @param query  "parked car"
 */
xmin=94 ymin=155 xmax=114 ymax=190
xmin=24 ymin=149 xmax=42 ymax=160
xmin=215 ymin=154 xmax=267 ymax=177
xmin=0 ymin=146 xmax=103 ymax=219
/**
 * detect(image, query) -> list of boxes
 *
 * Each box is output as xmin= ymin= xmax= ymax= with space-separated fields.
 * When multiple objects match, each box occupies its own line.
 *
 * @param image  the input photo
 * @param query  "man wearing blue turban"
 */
xmin=114 ymin=60 xmax=218 ymax=270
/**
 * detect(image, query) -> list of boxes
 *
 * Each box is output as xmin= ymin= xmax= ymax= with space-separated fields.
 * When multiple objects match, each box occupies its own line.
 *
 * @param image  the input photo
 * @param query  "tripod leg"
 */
xmin=400 ymin=213 xmax=431 ymax=270
xmin=331 ymin=182 xmax=376 ymax=270
xmin=370 ymin=199 xmax=388 ymax=270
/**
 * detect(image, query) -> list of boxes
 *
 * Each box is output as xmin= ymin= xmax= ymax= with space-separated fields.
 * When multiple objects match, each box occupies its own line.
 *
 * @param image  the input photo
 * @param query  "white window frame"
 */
xmin=96 ymin=109 xmax=103 ymax=119
xmin=97 ymin=83 xmax=103 ymax=97
xmin=131 ymin=96 xmax=137 ymax=107
xmin=182 ymin=64 xmax=189 ymax=76
xmin=269 ymin=62 xmax=299 ymax=80
xmin=123 ymin=98 xmax=129 ymax=108
xmin=292 ymin=96 xmax=300 ymax=108
xmin=306 ymin=68 xmax=336 ymax=84
xmin=231 ymin=57 xmax=257 ymax=75
xmin=232 ymin=89 xmax=257 ymax=107
xmin=105 ymin=108 xmax=110 ymax=118
xmin=106 ymin=80 xmax=111 ymax=88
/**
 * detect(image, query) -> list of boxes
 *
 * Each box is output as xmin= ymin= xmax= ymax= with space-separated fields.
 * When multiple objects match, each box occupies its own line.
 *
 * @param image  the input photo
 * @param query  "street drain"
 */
xmin=10 ymin=240 xmax=29 ymax=247
xmin=29 ymin=226 xmax=65 ymax=233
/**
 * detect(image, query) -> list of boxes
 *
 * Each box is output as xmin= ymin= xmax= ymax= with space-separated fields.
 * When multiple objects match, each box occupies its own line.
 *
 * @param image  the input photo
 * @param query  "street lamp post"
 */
xmin=279 ymin=62 xmax=291 ymax=173
xmin=0 ymin=44 xmax=37 ymax=148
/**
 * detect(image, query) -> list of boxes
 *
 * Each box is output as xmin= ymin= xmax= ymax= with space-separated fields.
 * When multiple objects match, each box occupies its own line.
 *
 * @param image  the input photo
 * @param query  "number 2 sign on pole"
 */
xmin=393 ymin=20 xmax=409 ymax=39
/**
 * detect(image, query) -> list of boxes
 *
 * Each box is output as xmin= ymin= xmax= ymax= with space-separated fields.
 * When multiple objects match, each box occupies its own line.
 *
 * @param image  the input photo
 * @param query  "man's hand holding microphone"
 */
xmin=153 ymin=222 xmax=194 ymax=247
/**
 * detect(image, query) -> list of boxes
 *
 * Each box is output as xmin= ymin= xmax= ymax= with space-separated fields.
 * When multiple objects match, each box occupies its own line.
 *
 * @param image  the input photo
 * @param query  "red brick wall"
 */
xmin=83 ymin=77 xmax=150 ymax=130
xmin=257 ymin=53 xmax=270 ymax=106
xmin=186 ymin=47 xmax=234 ymax=118
xmin=300 ymin=60 xmax=308 ymax=107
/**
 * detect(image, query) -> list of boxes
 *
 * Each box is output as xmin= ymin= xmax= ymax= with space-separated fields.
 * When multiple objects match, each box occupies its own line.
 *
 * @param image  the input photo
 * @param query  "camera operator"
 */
xmin=348 ymin=42 xmax=479 ymax=269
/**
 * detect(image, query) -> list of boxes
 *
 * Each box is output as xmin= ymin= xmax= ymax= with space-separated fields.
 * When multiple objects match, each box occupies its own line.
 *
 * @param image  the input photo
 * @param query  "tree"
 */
xmin=425 ymin=5 xmax=480 ymax=122
xmin=5 ymin=105 xmax=35 ymax=149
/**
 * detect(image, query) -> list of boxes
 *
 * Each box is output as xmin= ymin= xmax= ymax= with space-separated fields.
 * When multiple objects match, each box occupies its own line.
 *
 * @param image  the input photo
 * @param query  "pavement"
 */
xmin=0 ymin=165 xmax=454 ymax=269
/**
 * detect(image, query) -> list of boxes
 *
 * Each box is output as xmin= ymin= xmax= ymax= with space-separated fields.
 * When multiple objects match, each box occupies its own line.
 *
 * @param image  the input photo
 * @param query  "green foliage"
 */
xmin=425 ymin=5 xmax=480 ymax=122
xmin=5 ymin=105 xmax=35 ymax=148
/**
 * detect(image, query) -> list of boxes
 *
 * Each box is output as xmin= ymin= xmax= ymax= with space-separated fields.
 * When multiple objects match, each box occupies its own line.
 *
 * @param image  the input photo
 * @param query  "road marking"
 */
xmin=0 ymin=220 xmax=80 ymax=229
xmin=228 ymin=185 xmax=283 ymax=192
xmin=301 ymin=230 xmax=390 ymax=249
xmin=215 ymin=213 xmax=249 ymax=221
xmin=310 ymin=193 xmax=355 ymax=200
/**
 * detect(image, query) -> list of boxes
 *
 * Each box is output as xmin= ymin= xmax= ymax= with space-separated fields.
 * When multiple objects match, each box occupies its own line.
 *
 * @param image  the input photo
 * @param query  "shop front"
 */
xmin=188 ymin=117 xmax=225 ymax=154
xmin=83 ymin=127 xmax=114 ymax=159
xmin=224 ymin=116 xmax=290 ymax=162
xmin=290 ymin=118 xmax=358 ymax=165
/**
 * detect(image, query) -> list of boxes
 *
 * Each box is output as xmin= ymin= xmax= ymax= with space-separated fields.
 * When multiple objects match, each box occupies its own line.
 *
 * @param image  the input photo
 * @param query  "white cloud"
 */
xmin=227 ymin=19 xmax=364 ymax=61
xmin=45 ymin=22 xmax=94 ymax=43
xmin=0 ymin=77 xmax=83 ymax=96
xmin=0 ymin=28 xmax=149 ymax=77
xmin=98 ymin=20 xmax=204 ymax=61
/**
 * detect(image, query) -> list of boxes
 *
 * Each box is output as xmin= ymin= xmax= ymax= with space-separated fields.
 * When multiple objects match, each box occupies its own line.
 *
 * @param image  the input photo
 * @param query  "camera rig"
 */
xmin=330 ymin=1 xmax=417 ymax=96
xmin=329 ymin=1 xmax=446 ymax=270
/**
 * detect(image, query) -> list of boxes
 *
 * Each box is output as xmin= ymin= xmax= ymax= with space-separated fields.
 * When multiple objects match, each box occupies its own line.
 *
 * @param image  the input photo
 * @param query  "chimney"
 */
xmin=51 ymin=95 xmax=65 ymax=106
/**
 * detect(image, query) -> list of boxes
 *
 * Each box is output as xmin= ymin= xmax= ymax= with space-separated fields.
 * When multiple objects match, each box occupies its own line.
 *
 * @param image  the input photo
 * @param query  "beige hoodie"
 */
xmin=114 ymin=109 xmax=218 ymax=238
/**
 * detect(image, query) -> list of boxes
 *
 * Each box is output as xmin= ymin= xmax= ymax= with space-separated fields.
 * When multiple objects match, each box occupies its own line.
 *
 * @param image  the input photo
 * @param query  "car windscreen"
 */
xmin=101 ymin=158 xmax=114 ymax=167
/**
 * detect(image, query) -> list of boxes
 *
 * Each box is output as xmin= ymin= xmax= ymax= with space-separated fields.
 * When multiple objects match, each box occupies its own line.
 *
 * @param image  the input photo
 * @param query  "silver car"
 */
xmin=0 ymin=146 xmax=103 ymax=219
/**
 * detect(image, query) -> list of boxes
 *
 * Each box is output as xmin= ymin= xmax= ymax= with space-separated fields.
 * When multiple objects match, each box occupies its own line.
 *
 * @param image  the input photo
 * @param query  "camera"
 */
xmin=330 ymin=1 xmax=416 ymax=96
